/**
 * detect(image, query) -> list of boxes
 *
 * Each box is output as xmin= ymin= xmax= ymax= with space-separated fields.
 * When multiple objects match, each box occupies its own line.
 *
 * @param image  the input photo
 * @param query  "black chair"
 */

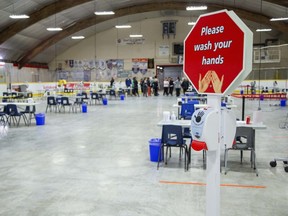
xmin=91 ymin=93 xmax=100 ymax=105
xmin=2 ymin=92 xmax=9 ymax=102
xmin=224 ymin=127 xmax=258 ymax=176
xmin=46 ymin=96 xmax=58 ymax=113
xmin=157 ymin=125 xmax=188 ymax=171
xmin=109 ymin=89 xmax=117 ymax=100
xmin=56 ymin=96 xmax=62 ymax=105
xmin=118 ymin=89 xmax=124 ymax=96
xmin=20 ymin=105 xmax=36 ymax=126
xmin=81 ymin=92 xmax=90 ymax=104
xmin=73 ymin=96 xmax=82 ymax=113
xmin=60 ymin=97 xmax=73 ymax=113
xmin=11 ymin=92 xmax=17 ymax=98
xmin=6 ymin=104 xmax=27 ymax=127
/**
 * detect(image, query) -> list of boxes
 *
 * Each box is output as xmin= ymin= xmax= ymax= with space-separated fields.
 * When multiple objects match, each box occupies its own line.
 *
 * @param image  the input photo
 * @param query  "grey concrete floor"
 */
xmin=0 ymin=94 xmax=287 ymax=216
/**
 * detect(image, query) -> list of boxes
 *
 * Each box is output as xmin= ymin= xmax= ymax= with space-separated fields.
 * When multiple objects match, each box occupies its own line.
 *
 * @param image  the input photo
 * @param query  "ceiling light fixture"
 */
xmin=94 ymin=11 xmax=115 ymax=15
xmin=71 ymin=36 xmax=85 ymax=39
xmin=115 ymin=25 xmax=131 ymax=29
xmin=129 ymin=34 xmax=143 ymax=38
xmin=270 ymin=17 xmax=288 ymax=21
xmin=9 ymin=14 xmax=30 ymax=19
xmin=47 ymin=27 xmax=63 ymax=31
xmin=186 ymin=6 xmax=207 ymax=11
xmin=188 ymin=22 xmax=196 ymax=26
xmin=9 ymin=2 xmax=30 ymax=19
xmin=256 ymin=28 xmax=272 ymax=32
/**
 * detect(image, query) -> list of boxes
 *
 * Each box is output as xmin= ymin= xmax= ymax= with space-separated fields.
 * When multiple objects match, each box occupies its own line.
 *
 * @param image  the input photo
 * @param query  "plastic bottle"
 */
xmin=171 ymin=111 xmax=176 ymax=121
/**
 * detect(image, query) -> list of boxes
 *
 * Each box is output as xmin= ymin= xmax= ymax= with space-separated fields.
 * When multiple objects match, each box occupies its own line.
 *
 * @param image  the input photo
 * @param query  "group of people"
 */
xmin=251 ymin=80 xmax=282 ymax=94
xmin=124 ymin=77 xmax=140 ymax=96
xmin=163 ymin=77 xmax=190 ymax=97
xmin=117 ymin=76 xmax=192 ymax=97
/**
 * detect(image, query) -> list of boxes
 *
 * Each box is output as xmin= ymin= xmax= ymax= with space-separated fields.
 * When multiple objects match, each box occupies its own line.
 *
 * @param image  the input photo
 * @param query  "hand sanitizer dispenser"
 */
xmin=191 ymin=108 xmax=219 ymax=151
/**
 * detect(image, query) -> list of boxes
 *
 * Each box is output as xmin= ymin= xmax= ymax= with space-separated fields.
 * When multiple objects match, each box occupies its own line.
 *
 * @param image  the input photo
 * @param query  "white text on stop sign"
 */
xmin=201 ymin=26 xmax=224 ymax=36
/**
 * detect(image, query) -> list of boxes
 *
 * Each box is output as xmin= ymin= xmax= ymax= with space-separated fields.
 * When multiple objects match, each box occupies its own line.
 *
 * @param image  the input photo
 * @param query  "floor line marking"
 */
xmin=272 ymin=136 xmax=288 ymax=139
xmin=159 ymin=181 xmax=266 ymax=189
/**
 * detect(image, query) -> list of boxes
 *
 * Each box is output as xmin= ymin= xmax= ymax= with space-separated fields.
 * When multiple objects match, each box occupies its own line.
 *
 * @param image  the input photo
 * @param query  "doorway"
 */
xmin=156 ymin=65 xmax=183 ymax=90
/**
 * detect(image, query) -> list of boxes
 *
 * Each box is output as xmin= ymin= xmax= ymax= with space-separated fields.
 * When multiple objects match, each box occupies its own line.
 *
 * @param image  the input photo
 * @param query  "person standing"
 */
xmin=174 ymin=77 xmax=181 ymax=97
xmin=169 ymin=77 xmax=174 ymax=96
xmin=140 ymin=78 xmax=144 ymax=94
xmin=250 ymin=80 xmax=256 ymax=94
xmin=125 ymin=77 xmax=132 ymax=95
xmin=163 ymin=78 xmax=169 ymax=96
xmin=147 ymin=77 xmax=151 ymax=96
xmin=142 ymin=78 xmax=148 ymax=97
xmin=133 ymin=77 xmax=139 ymax=96
xmin=273 ymin=81 xmax=278 ymax=93
xmin=110 ymin=77 xmax=115 ymax=88
xmin=181 ymin=78 xmax=189 ymax=95
xmin=153 ymin=76 xmax=159 ymax=96
xmin=125 ymin=77 xmax=132 ymax=88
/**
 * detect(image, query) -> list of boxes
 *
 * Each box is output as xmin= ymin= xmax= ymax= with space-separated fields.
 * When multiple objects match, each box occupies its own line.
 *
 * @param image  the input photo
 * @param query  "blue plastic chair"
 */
xmin=46 ymin=96 xmax=58 ymax=113
xmin=157 ymin=125 xmax=188 ymax=171
xmin=6 ymin=104 xmax=27 ymax=127
xmin=109 ymin=89 xmax=117 ymax=99
xmin=60 ymin=97 xmax=73 ymax=113
xmin=180 ymin=100 xmax=199 ymax=120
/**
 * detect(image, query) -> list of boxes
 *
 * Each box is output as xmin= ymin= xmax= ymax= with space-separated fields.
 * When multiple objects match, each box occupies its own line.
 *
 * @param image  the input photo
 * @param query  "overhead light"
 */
xmin=186 ymin=6 xmax=207 ymax=11
xmin=71 ymin=36 xmax=85 ymax=39
xmin=94 ymin=11 xmax=115 ymax=15
xmin=270 ymin=17 xmax=288 ymax=21
xmin=256 ymin=29 xmax=272 ymax=32
xmin=47 ymin=27 xmax=63 ymax=31
xmin=129 ymin=34 xmax=143 ymax=38
xmin=9 ymin=14 xmax=30 ymax=19
xmin=115 ymin=25 xmax=131 ymax=29
xmin=188 ymin=22 xmax=196 ymax=26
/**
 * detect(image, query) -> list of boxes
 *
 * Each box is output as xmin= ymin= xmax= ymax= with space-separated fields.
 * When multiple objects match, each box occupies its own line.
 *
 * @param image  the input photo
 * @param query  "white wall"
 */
xmin=50 ymin=17 xmax=193 ymax=80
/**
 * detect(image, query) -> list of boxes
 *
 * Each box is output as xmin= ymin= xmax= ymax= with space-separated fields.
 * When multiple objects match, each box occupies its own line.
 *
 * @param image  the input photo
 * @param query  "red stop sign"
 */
xmin=184 ymin=10 xmax=253 ymax=95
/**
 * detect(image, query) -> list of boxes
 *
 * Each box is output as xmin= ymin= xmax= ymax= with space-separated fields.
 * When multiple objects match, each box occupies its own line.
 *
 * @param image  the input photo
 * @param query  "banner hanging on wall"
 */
xmin=63 ymin=59 xmax=124 ymax=81
xmin=117 ymin=38 xmax=145 ymax=45
xmin=132 ymin=58 xmax=148 ymax=74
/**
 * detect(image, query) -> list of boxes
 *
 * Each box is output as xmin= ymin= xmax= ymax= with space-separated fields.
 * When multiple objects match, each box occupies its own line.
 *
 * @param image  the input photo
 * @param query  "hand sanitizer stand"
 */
xmin=191 ymin=96 xmax=237 ymax=216
xmin=191 ymin=96 xmax=221 ymax=216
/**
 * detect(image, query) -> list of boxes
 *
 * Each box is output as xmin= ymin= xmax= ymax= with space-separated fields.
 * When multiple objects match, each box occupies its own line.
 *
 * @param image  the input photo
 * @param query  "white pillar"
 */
xmin=206 ymin=95 xmax=221 ymax=216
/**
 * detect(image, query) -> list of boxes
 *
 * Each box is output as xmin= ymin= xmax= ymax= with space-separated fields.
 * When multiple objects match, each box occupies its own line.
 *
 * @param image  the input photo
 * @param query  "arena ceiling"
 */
xmin=0 ymin=0 xmax=288 ymax=68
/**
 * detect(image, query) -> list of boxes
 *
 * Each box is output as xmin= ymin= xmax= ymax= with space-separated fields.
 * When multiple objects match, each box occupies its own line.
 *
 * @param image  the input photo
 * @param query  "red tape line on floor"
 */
xmin=159 ymin=180 xmax=266 ymax=189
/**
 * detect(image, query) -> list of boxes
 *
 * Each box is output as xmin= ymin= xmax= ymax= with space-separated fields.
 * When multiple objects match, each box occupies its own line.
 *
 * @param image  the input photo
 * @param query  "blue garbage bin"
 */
xmin=149 ymin=138 xmax=162 ymax=162
xmin=280 ymin=99 xmax=286 ymax=107
xmin=102 ymin=98 xmax=108 ymax=105
xmin=82 ymin=103 xmax=87 ymax=113
xmin=35 ymin=113 xmax=45 ymax=126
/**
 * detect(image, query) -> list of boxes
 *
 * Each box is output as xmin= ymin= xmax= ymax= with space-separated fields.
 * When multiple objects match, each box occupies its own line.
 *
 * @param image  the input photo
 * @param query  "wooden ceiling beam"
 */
xmin=264 ymin=0 xmax=288 ymax=7
xmin=0 ymin=0 xmax=93 ymax=45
